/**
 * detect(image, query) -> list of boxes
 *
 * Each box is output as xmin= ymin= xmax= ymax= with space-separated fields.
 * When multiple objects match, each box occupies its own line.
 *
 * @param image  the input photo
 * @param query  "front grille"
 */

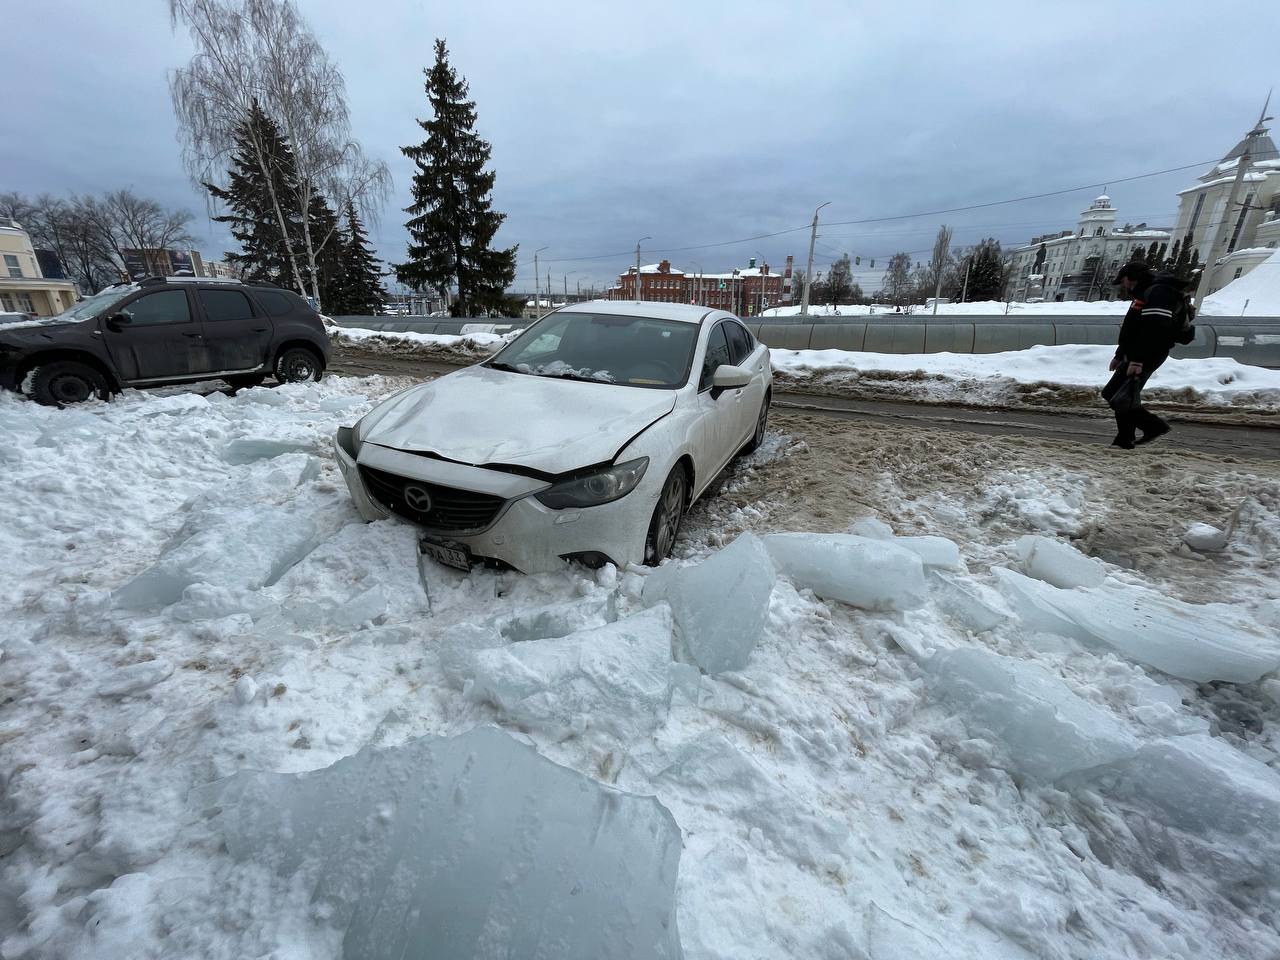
xmin=359 ymin=465 xmax=506 ymax=531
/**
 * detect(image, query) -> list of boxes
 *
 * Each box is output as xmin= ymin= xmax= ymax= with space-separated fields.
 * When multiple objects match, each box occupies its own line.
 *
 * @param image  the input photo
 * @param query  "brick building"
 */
xmin=608 ymin=257 xmax=789 ymax=316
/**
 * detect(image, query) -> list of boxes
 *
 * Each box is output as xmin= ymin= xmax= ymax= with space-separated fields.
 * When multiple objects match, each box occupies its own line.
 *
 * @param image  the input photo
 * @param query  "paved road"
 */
xmin=329 ymin=346 xmax=1280 ymax=461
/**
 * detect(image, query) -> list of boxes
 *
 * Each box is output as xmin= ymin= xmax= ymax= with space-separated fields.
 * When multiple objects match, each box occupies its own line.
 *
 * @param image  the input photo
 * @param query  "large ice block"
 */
xmin=199 ymin=727 xmax=684 ymax=959
xmin=929 ymin=572 xmax=1011 ymax=634
xmin=1077 ymin=734 xmax=1280 ymax=837
xmin=763 ymin=533 xmax=927 ymax=611
xmin=925 ymin=646 xmax=1139 ymax=781
xmin=995 ymin=568 xmax=1280 ymax=683
xmin=848 ymin=518 xmax=962 ymax=569
xmin=641 ymin=533 xmax=775 ymax=675
xmin=1014 ymin=535 xmax=1105 ymax=589
xmin=464 ymin=605 xmax=675 ymax=742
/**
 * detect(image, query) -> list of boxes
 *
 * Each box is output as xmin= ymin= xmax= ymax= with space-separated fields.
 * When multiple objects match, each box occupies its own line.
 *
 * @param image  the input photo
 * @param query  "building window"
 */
xmin=0 ymin=294 xmax=14 ymax=311
xmin=1187 ymin=192 xmax=1207 ymax=235
xmin=1233 ymin=267 xmax=1244 ymax=280
xmin=16 ymin=292 xmax=35 ymax=313
xmin=1227 ymin=192 xmax=1255 ymax=254
xmin=4 ymin=254 xmax=22 ymax=279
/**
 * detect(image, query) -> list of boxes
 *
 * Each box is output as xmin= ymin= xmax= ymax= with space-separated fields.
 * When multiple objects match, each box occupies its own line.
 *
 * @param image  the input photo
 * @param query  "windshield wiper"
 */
xmin=487 ymin=361 xmax=527 ymax=374
xmin=534 ymin=371 xmax=611 ymax=384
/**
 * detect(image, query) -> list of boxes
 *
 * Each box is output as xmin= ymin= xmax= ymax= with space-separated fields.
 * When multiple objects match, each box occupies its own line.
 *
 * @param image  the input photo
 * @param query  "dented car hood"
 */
xmin=359 ymin=364 xmax=677 ymax=473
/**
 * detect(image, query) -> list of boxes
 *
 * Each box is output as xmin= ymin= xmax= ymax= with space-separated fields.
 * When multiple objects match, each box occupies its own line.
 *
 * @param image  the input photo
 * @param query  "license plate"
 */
xmin=417 ymin=535 xmax=472 ymax=571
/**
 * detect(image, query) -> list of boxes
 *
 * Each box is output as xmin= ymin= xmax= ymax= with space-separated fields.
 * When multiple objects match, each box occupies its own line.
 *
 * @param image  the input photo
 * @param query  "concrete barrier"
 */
xmin=1208 ymin=326 xmax=1280 ymax=367
xmin=924 ymin=323 xmax=975 ymax=353
xmin=756 ymin=323 xmax=814 ymax=350
xmin=863 ymin=323 xmax=927 ymax=354
xmin=808 ymin=324 xmax=866 ymax=352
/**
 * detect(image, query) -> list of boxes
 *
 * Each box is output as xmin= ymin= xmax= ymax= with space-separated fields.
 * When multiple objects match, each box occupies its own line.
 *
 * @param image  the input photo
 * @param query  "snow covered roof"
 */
xmin=636 ymin=263 xmax=685 ymax=275
xmin=1200 ymin=248 xmax=1280 ymax=317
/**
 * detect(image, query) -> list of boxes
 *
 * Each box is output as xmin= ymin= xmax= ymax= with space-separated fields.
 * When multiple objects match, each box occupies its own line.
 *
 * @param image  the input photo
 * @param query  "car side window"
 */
xmin=725 ymin=321 xmax=753 ymax=365
xmin=698 ymin=323 xmax=732 ymax=392
xmin=252 ymin=290 xmax=294 ymax=317
xmin=199 ymin=289 xmax=255 ymax=322
xmin=118 ymin=290 xmax=192 ymax=325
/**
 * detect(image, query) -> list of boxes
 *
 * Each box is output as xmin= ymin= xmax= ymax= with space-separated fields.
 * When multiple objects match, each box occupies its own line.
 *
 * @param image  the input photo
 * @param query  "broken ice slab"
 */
xmin=1075 ymin=734 xmax=1280 ymax=837
xmin=220 ymin=437 xmax=315 ymax=465
xmin=199 ymin=726 xmax=684 ymax=960
xmin=928 ymin=572 xmax=1011 ymax=634
xmin=995 ymin=568 xmax=1280 ymax=683
xmin=1014 ymin=535 xmax=1105 ymax=589
xmin=848 ymin=518 xmax=962 ymax=570
xmin=924 ymin=646 xmax=1139 ymax=781
xmin=763 ymin=533 xmax=927 ymax=611
xmin=95 ymin=659 xmax=174 ymax=698
xmin=641 ymin=533 xmax=775 ymax=675
xmin=464 ymin=605 xmax=674 ymax=743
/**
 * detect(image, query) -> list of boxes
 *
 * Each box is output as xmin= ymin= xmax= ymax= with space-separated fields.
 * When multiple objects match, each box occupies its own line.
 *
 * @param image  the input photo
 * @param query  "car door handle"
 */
xmin=252 ymin=326 xmax=269 ymax=333
xmin=182 ymin=332 xmax=203 ymax=339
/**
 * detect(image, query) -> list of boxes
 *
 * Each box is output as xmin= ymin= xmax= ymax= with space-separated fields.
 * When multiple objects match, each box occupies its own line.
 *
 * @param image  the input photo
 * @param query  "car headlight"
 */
xmin=535 ymin=458 xmax=649 ymax=509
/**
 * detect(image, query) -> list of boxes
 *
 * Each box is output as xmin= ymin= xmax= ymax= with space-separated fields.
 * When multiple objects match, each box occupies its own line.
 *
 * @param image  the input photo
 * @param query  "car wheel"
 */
xmin=743 ymin=392 xmax=770 ymax=453
xmin=274 ymin=347 xmax=322 ymax=384
xmin=225 ymin=373 xmax=267 ymax=390
xmin=26 ymin=361 xmax=111 ymax=406
xmin=644 ymin=464 xmax=688 ymax=566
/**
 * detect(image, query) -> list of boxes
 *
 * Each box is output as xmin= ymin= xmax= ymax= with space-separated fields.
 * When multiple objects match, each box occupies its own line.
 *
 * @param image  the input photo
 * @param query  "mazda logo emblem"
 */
xmin=403 ymin=485 xmax=433 ymax=513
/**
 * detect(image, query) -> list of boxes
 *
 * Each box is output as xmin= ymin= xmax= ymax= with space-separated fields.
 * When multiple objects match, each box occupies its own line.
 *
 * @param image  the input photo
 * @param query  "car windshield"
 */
xmin=55 ymin=287 xmax=135 ymax=323
xmin=489 ymin=312 xmax=698 ymax=388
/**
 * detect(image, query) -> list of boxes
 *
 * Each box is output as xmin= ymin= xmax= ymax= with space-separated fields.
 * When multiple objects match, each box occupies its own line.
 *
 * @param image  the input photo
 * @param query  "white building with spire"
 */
xmin=1004 ymin=196 xmax=1170 ymax=302
xmin=1172 ymin=96 xmax=1280 ymax=296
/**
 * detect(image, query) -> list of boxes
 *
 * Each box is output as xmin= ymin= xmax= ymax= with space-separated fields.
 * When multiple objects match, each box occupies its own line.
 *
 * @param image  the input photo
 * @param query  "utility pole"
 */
xmin=960 ymin=257 xmax=972 ymax=304
xmin=800 ymin=202 xmax=830 ymax=317
xmin=690 ymin=262 xmax=702 ymax=305
xmin=1194 ymin=152 xmax=1250 ymax=306
xmin=534 ymin=245 xmax=548 ymax=317
xmin=634 ymin=236 xmax=651 ymax=302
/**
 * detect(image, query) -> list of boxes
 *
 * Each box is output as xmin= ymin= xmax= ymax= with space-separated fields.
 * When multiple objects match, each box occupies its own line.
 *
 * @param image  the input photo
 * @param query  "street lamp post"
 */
xmin=634 ymin=236 xmax=651 ymax=302
xmin=533 ymin=246 xmax=549 ymax=318
xmin=800 ymin=202 xmax=830 ymax=317
xmin=689 ymin=261 xmax=703 ymax=305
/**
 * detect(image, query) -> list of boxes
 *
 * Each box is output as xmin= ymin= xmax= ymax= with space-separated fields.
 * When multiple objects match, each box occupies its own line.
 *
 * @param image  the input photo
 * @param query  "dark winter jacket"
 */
xmin=1115 ymin=272 xmax=1189 ymax=366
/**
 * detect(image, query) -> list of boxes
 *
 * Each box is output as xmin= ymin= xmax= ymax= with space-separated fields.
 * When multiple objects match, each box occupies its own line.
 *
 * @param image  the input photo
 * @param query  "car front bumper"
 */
xmin=334 ymin=433 xmax=658 ymax=574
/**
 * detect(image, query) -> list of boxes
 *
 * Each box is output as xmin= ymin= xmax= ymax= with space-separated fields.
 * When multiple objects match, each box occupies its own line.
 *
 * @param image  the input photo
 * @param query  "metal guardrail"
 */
xmin=331 ymin=315 xmax=1280 ymax=367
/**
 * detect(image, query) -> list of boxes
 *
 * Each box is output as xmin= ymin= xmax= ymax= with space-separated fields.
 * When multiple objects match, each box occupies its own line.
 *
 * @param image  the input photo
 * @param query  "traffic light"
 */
xmin=855 ymin=256 xmax=860 ymax=265
xmin=870 ymin=259 xmax=875 ymax=269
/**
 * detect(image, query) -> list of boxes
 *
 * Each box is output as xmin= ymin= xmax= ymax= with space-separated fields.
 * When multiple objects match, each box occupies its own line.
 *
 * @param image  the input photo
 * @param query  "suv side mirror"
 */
xmin=105 ymin=313 xmax=133 ymax=331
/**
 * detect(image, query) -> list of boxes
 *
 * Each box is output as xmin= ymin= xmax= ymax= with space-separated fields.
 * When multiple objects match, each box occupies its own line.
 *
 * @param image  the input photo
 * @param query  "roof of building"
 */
xmin=1202 ymin=98 xmax=1279 ymax=178
xmin=561 ymin=299 xmax=712 ymax=324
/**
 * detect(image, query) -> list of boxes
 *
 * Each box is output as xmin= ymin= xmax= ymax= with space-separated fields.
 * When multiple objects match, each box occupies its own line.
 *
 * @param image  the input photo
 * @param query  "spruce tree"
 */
xmin=304 ymin=195 xmax=345 ymax=311
xmin=338 ymin=200 xmax=386 ymax=314
xmin=205 ymin=101 xmax=304 ymax=288
xmin=394 ymin=39 xmax=517 ymax=316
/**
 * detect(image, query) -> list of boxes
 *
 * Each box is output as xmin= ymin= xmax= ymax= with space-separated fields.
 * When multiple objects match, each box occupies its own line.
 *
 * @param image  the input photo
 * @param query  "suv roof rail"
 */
xmin=137 ymin=275 xmax=168 ymax=287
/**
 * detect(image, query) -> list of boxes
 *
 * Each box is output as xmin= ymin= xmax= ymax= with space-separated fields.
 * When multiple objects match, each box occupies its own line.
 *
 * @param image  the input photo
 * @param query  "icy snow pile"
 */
xmin=1200 ymin=247 xmax=1280 ymax=317
xmin=642 ymin=532 xmax=776 ymax=674
xmin=6 ymin=380 xmax=1280 ymax=959
xmin=200 ymin=727 xmax=684 ymax=960
xmin=1183 ymin=521 xmax=1229 ymax=552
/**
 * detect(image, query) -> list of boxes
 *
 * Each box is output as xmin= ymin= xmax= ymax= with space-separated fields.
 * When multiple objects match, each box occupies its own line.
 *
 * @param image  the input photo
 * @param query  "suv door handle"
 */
xmin=182 ymin=332 xmax=203 ymax=339
xmin=252 ymin=326 xmax=268 ymax=333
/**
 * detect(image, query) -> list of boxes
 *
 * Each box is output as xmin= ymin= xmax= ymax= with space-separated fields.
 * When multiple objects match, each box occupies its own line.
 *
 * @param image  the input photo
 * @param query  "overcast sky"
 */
xmin=5 ymin=0 xmax=1276 ymax=294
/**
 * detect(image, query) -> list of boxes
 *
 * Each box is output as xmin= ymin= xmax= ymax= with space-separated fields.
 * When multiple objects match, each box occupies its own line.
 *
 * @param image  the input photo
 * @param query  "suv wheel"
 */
xmin=274 ymin=347 xmax=322 ymax=384
xmin=27 ymin=361 xmax=111 ymax=406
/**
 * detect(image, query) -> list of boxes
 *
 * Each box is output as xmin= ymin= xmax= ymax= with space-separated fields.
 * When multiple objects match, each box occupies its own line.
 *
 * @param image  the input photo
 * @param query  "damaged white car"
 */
xmin=335 ymin=302 xmax=772 ymax=573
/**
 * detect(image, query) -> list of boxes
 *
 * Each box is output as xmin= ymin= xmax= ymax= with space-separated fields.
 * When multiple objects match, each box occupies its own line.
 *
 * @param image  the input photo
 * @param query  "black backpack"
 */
xmin=1170 ymin=292 xmax=1196 ymax=345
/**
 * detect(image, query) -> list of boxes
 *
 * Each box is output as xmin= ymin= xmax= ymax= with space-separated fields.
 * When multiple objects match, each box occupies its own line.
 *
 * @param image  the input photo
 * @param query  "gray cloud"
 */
xmin=5 ymin=0 xmax=1275 ymax=293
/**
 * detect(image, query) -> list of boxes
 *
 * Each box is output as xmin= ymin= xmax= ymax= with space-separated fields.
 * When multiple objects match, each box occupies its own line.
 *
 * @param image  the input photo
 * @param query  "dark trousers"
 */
xmin=1102 ymin=356 xmax=1167 ymax=443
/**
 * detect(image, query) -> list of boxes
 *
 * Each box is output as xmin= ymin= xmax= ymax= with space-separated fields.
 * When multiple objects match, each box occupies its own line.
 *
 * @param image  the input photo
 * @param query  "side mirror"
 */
xmin=105 ymin=313 xmax=132 ymax=330
xmin=711 ymin=364 xmax=750 ymax=390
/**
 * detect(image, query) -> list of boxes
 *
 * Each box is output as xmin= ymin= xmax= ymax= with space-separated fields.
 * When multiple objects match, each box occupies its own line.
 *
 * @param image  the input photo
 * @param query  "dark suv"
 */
xmin=0 ymin=276 xmax=331 ymax=405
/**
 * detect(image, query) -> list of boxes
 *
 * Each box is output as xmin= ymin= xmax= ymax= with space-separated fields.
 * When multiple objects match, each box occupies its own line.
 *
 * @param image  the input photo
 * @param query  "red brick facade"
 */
xmin=608 ymin=258 xmax=788 ymax=316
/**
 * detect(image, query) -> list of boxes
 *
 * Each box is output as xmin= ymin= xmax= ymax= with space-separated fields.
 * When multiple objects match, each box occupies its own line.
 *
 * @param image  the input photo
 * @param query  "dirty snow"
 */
xmin=2 ymin=378 xmax=1280 ymax=959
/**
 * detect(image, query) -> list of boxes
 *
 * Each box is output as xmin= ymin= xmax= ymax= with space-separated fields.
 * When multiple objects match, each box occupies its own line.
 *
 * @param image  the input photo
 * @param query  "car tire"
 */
xmin=644 ymin=464 xmax=688 ymax=566
xmin=26 ymin=360 xmax=111 ymax=406
xmin=225 ymin=373 xmax=267 ymax=390
xmin=742 ymin=392 xmax=770 ymax=454
xmin=274 ymin=347 xmax=322 ymax=384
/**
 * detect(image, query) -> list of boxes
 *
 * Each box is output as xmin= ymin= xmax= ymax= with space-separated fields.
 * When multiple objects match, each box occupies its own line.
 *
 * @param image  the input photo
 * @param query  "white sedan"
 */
xmin=334 ymin=301 xmax=772 ymax=573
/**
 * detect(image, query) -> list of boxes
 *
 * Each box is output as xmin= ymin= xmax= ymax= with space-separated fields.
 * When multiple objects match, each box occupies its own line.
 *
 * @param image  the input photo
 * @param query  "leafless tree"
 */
xmin=168 ymin=0 xmax=389 ymax=306
xmin=77 ymin=190 xmax=195 ymax=273
xmin=0 ymin=192 xmax=37 ymax=225
xmin=928 ymin=224 xmax=953 ymax=307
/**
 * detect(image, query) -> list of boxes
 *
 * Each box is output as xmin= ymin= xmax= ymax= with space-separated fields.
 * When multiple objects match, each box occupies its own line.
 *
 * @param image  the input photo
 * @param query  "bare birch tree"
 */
xmin=168 ymin=0 xmax=389 ymax=306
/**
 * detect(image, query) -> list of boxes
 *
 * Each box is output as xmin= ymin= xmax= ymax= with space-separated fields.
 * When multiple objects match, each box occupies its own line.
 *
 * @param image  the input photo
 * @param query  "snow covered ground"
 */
xmin=3 ymin=377 xmax=1280 ymax=959
xmin=770 ymin=343 xmax=1280 ymax=412
xmin=327 ymin=324 xmax=516 ymax=363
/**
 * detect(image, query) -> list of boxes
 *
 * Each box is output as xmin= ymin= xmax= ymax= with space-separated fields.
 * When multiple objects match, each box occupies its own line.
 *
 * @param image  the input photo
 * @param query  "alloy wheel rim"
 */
xmin=656 ymin=476 xmax=684 ymax=558
xmin=287 ymin=358 xmax=314 ymax=381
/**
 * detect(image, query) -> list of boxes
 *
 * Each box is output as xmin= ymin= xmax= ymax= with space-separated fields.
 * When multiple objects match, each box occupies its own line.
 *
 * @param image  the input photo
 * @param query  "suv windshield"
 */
xmin=55 ymin=287 xmax=135 ymax=323
xmin=489 ymin=312 xmax=698 ymax=388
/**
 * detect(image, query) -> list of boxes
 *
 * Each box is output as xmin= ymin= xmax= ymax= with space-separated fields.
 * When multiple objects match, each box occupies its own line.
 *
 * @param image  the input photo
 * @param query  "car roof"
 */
xmin=557 ymin=299 xmax=714 ymax=325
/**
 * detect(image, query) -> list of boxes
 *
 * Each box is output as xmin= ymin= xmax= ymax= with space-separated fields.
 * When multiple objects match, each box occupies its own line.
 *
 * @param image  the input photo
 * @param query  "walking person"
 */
xmin=1101 ymin=263 xmax=1190 ymax=449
